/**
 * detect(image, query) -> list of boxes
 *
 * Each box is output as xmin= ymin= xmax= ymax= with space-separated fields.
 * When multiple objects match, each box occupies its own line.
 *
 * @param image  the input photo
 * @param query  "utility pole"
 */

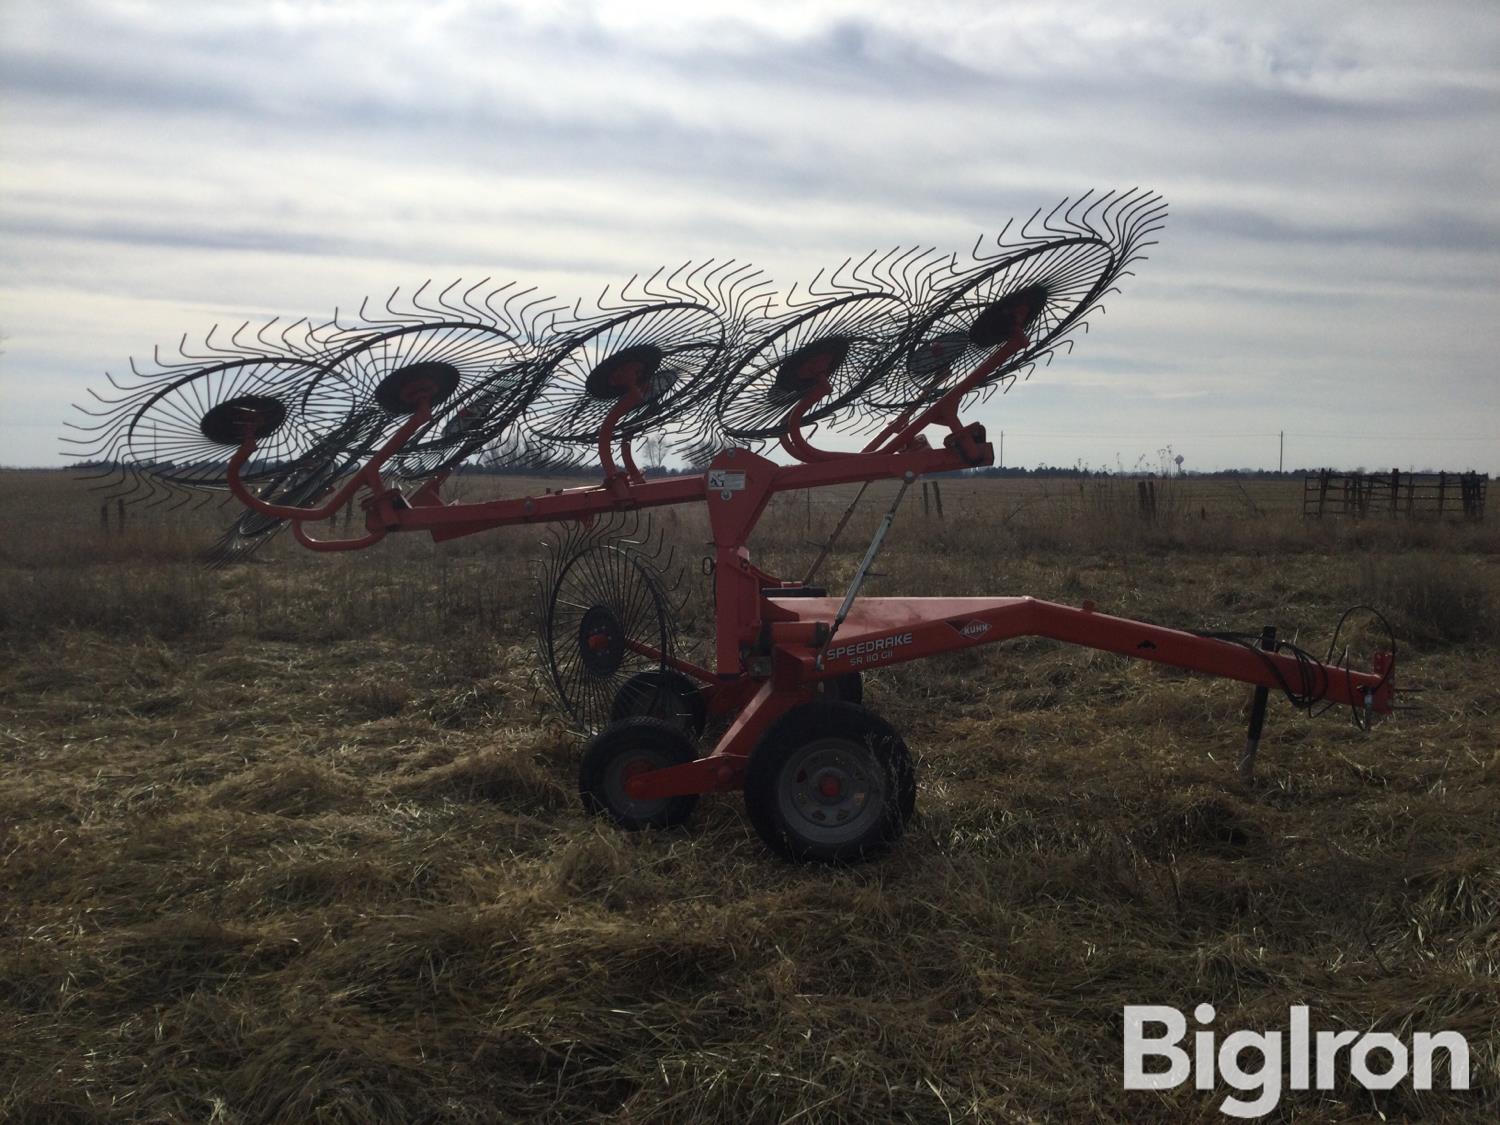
xmin=1279 ymin=431 xmax=1284 ymax=474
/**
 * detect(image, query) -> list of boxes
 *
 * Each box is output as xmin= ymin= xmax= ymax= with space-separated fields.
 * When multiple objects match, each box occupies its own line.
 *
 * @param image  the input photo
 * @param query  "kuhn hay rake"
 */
xmin=70 ymin=191 xmax=1396 ymax=862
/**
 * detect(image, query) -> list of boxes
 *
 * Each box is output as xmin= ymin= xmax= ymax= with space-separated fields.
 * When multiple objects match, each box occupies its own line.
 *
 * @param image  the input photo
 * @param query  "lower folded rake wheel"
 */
xmin=200 ymin=451 xmax=361 ymax=565
xmin=539 ymin=540 xmax=679 ymax=733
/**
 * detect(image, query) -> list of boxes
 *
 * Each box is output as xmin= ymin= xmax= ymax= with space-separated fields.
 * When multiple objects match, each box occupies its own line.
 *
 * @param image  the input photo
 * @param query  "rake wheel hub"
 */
xmin=375 ymin=361 xmax=461 ymax=414
xmin=578 ymin=605 xmax=626 ymax=676
xmin=585 ymin=345 xmax=665 ymax=401
xmin=773 ymin=335 xmax=852 ymax=394
xmin=906 ymin=330 xmax=970 ymax=377
xmin=968 ymin=284 xmax=1049 ymax=348
xmin=198 ymin=395 xmax=288 ymax=445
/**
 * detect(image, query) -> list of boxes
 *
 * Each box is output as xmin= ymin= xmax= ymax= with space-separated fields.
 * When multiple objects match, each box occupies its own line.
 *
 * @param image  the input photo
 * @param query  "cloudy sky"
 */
xmin=2 ymin=0 xmax=1497 ymax=473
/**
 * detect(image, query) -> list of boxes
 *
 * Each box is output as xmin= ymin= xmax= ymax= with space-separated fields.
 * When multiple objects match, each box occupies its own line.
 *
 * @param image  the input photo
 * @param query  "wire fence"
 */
xmin=1303 ymin=470 xmax=1487 ymax=521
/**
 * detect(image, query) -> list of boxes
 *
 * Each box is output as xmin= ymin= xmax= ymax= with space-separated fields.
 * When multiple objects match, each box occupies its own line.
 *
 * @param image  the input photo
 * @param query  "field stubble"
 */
xmin=1 ymin=470 xmax=1497 ymax=1122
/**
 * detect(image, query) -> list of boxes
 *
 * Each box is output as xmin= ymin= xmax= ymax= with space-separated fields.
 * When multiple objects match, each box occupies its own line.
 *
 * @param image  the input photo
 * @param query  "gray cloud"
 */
xmin=1182 ymin=205 xmax=1500 ymax=255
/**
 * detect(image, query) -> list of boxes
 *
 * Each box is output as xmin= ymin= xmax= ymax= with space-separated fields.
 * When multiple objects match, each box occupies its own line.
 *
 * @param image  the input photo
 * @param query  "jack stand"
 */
xmin=1238 ymin=625 xmax=1277 ymax=783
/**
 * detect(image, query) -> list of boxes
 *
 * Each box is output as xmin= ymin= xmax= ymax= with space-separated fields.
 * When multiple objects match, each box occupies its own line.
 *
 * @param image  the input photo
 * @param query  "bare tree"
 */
xmin=641 ymin=433 xmax=668 ymax=472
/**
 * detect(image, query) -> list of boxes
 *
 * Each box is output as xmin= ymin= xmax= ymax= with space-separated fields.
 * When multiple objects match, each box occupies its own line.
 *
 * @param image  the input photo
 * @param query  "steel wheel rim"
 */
xmin=604 ymin=748 xmax=674 ymax=819
xmin=775 ymin=736 xmax=886 ymax=845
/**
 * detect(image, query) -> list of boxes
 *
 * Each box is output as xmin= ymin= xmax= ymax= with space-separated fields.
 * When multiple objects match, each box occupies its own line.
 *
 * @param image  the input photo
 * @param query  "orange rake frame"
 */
xmin=220 ymin=323 xmax=1396 ymax=810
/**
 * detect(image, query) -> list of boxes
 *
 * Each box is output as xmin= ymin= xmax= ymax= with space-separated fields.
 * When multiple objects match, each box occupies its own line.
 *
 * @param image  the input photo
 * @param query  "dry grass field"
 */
xmin=2 ymin=467 xmax=1498 ymax=1122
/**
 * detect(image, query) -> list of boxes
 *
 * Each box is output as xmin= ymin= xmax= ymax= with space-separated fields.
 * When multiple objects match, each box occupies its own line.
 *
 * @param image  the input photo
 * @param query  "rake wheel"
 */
xmin=871 ymin=191 xmax=1168 ymax=414
xmin=321 ymin=322 xmax=519 ymax=409
xmin=97 ymin=356 xmax=352 ymax=491
xmin=538 ymin=538 xmax=679 ymax=733
xmin=870 ymin=239 xmax=1115 ymax=411
xmin=200 ymin=454 xmax=359 ymax=565
xmin=524 ymin=302 xmax=728 ymax=446
xmin=391 ymin=362 xmax=541 ymax=479
xmin=714 ymin=291 xmax=910 ymax=441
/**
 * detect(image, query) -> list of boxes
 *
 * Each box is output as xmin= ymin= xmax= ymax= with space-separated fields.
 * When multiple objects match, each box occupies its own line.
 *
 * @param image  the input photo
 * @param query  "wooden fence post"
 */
xmin=116 ymin=497 xmax=125 ymax=533
xmin=1137 ymin=480 xmax=1158 ymax=522
xmin=1460 ymin=472 xmax=1482 ymax=520
xmin=932 ymin=480 xmax=944 ymax=518
xmin=922 ymin=482 xmax=930 ymax=517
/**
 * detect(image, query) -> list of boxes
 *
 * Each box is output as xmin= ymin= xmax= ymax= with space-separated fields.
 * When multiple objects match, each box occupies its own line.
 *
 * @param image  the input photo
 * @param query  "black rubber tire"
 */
xmin=579 ymin=717 xmax=700 ymax=831
xmin=610 ymin=669 xmax=708 ymax=738
xmin=817 ymin=671 xmax=863 ymax=705
xmin=744 ymin=701 xmax=915 ymax=863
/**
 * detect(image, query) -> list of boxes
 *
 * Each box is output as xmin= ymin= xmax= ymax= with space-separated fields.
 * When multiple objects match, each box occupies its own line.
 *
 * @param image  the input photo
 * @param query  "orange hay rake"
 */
xmin=70 ymin=191 xmax=1396 ymax=861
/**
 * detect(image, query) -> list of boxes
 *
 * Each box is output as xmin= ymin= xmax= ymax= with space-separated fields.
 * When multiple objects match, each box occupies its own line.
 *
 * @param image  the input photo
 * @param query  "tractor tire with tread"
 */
xmin=609 ymin=669 xmax=708 ymax=738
